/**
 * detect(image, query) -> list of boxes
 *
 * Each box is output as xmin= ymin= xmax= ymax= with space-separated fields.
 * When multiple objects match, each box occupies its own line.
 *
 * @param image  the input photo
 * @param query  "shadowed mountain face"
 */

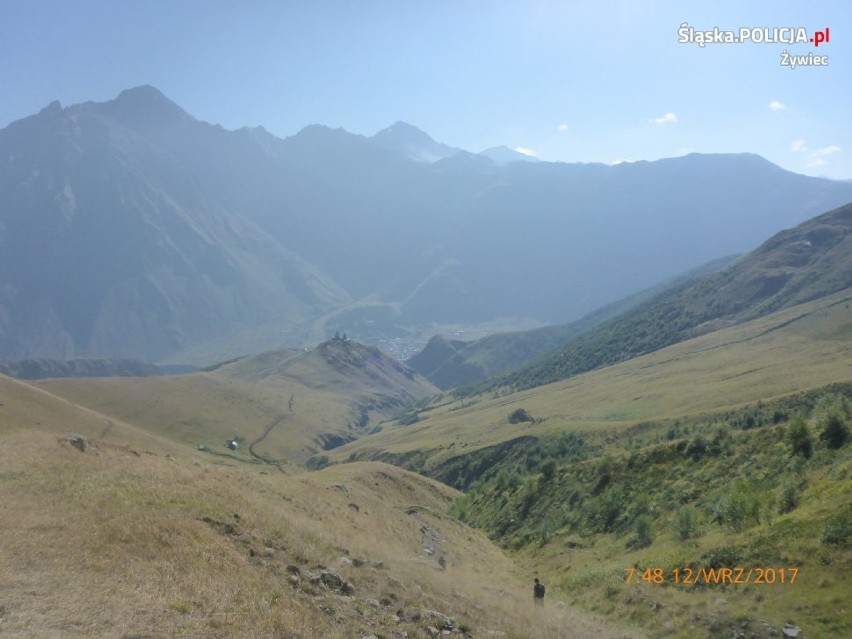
xmin=0 ymin=88 xmax=349 ymax=362
xmin=407 ymin=255 xmax=740 ymax=389
xmin=473 ymin=202 xmax=852 ymax=393
xmin=2 ymin=86 xmax=852 ymax=364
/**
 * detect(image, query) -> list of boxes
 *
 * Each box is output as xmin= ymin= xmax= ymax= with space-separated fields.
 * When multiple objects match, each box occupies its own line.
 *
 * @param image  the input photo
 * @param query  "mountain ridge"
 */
xmin=4 ymin=86 xmax=852 ymax=364
xmin=473 ymin=201 xmax=852 ymax=394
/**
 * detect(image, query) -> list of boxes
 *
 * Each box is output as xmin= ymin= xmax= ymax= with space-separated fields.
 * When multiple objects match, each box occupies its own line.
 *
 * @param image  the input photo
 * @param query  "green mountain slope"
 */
xmin=329 ymin=287 xmax=852 ymax=477
xmin=470 ymin=202 xmax=852 ymax=395
xmin=325 ymin=289 xmax=852 ymax=639
xmin=453 ymin=388 xmax=851 ymax=639
xmin=409 ymin=255 xmax=738 ymax=390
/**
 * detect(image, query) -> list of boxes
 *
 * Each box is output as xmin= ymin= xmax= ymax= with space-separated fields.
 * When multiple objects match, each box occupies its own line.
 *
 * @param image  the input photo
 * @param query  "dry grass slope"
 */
xmin=38 ymin=340 xmax=439 ymax=466
xmin=1 ymin=375 xmax=635 ymax=638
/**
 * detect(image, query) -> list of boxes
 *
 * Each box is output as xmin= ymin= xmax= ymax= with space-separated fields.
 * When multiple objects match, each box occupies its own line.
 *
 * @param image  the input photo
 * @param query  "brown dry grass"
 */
xmin=1 ymin=375 xmax=637 ymax=638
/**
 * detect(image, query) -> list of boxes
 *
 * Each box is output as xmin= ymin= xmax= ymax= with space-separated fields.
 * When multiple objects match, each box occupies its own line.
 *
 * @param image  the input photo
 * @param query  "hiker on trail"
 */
xmin=533 ymin=577 xmax=545 ymax=606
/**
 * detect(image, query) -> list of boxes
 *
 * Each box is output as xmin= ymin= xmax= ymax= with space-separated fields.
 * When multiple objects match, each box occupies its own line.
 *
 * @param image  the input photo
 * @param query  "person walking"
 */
xmin=533 ymin=577 xmax=545 ymax=606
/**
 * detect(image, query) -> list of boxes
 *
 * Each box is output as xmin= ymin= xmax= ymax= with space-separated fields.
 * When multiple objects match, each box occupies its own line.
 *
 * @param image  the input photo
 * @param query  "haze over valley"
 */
xmin=2 ymin=87 xmax=851 ymax=366
xmin=2 ymin=3 xmax=851 ymax=638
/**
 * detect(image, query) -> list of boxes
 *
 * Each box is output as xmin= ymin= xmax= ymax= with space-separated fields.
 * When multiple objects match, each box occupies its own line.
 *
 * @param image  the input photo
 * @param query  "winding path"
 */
xmin=247 ymin=395 xmax=294 ymax=472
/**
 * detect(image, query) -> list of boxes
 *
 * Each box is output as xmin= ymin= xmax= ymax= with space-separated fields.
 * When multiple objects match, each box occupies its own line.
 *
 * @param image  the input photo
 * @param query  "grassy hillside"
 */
xmin=215 ymin=338 xmax=437 ymax=401
xmin=37 ymin=339 xmax=438 ymax=465
xmin=453 ymin=392 xmax=852 ymax=639
xmin=465 ymin=202 xmax=852 ymax=395
xmin=331 ymin=288 xmax=852 ymax=471
xmin=409 ymin=254 xmax=738 ymax=390
xmin=0 ymin=374 xmax=632 ymax=639
xmin=8 ymin=284 xmax=850 ymax=638
xmin=322 ymin=288 xmax=852 ymax=639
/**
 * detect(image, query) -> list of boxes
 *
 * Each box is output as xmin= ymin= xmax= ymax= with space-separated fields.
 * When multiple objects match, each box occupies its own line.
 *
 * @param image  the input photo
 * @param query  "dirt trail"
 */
xmin=247 ymin=396 xmax=293 ymax=472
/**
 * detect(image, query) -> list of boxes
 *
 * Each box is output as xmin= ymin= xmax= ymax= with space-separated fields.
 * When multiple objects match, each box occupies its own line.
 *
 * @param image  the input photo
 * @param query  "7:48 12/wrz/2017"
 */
xmin=624 ymin=567 xmax=799 ymax=585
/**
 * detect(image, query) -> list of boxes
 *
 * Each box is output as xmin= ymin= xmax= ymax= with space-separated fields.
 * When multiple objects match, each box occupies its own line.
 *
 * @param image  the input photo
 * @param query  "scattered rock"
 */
xmin=319 ymin=570 xmax=353 ymax=594
xmin=423 ymin=609 xmax=455 ymax=631
xmin=347 ymin=502 xmax=360 ymax=512
xmin=286 ymin=564 xmax=301 ymax=576
xmin=339 ymin=556 xmax=353 ymax=566
xmin=60 ymin=433 xmax=87 ymax=453
xmin=305 ymin=570 xmax=321 ymax=586
xmin=782 ymin=624 xmax=803 ymax=638
xmin=320 ymin=571 xmax=345 ymax=590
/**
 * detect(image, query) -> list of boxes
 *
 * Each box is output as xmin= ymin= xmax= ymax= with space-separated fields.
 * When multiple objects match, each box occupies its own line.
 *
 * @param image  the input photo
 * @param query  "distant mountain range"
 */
xmin=446 ymin=202 xmax=852 ymax=393
xmin=0 ymin=357 xmax=165 ymax=380
xmin=2 ymin=86 xmax=851 ymax=364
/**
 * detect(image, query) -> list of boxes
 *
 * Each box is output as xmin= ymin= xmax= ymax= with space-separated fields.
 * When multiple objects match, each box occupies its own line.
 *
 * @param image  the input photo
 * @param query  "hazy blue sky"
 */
xmin=2 ymin=1 xmax=849 ymax=178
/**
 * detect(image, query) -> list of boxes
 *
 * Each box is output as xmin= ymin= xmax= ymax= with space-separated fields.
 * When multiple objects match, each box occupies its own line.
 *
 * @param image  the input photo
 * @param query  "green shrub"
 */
xmin=713 ymin=481 xmax=764 ymax=531
xmin=676 ymin=506 xmax=697 ymax=540
xmin=819 ymin=413 xmax=849 ymax=449
xmin=777 ymin=478 xmax=801 ymax=514
xmin=815 ymin=393 xmax=849 ymax=449
xmin=632 ymin=515 xmax=654 ymax=548
xmin=785 ymin=417 xmax=813 ymax=458
xmin=587 ymin=486 xmax=625 ymax=533
xmin=702 ymin=545 xmax=742 ymax=569
xmin=822 ymin=506 xmax=852 ymax=546
xmin=540 ymin=459 xmax=557 ymax=482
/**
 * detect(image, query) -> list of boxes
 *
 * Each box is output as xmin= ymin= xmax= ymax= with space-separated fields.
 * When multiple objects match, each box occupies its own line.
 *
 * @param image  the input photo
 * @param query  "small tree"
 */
xmin=815 ymin=393 xmax=849 ymax=449
xmin=777 ymin=478 xmax=801 ymax=514
xmin=633 ymin=515 xmax=654 ymax=547
xmin=540 ymin=459 xmax=557 ymax=482
xmin=785 ymin=417 xmax=813 ymax=458
xmin=820 ymin=413 xmax=849 ymax=449
xmin=676 ymin=506 xmax=697 ymax=540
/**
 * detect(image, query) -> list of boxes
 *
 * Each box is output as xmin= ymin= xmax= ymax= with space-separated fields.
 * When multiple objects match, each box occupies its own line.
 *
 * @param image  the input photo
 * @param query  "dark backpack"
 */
xmin=534 ymin=582 xmax=545 ymax=598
